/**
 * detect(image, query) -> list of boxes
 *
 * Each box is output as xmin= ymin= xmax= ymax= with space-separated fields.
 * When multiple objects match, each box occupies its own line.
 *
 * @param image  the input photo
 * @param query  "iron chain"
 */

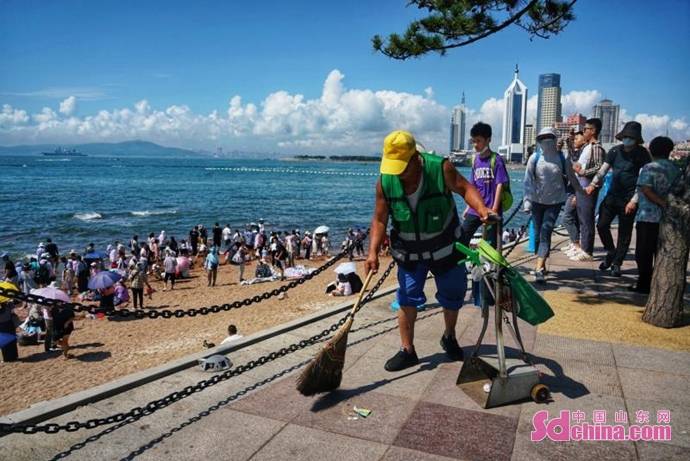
xmin=0 ymin=259 xmax=395 ymax=436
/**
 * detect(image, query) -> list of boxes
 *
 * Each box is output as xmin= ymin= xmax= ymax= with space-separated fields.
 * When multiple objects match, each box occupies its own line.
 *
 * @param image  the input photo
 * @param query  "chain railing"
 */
xmin=0 ymin=233 xmax=369 ymax=320
xmin=0 ymin=260 xmax=395 ymax=436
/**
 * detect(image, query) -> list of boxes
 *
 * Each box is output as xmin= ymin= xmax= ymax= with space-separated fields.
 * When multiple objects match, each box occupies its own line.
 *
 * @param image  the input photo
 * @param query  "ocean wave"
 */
xmin=38 ymin=158 xmax=72 ymax=162
xmin=130 ymin=209 xmax=178 ymax=217
xmin=74 ymin=212 xmax=103 ymax=221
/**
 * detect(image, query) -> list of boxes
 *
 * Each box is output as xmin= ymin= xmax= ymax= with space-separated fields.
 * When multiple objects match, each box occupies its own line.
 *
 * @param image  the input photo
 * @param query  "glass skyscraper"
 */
xmin=536 ymin=73 xmax=562 ymax=133
xmin=450 ymin=92 xmax=466 ymax=152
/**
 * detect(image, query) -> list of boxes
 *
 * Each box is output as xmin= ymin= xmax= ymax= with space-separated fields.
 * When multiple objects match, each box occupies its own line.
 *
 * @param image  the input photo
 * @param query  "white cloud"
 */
xmin=1 ymin=73 xmax=688 ymax=152
xmin=561 ymin=90 xmax=602 ymax=116
xmin=0 ymin=104 xmax=29 ymax=127
xmin=59 ymin=96 xmax=77 ymax=116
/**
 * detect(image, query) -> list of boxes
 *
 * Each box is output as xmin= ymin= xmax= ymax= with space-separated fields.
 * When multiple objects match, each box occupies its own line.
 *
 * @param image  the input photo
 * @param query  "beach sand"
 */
xmin=0 ymin=255 xmax=396 ymax=416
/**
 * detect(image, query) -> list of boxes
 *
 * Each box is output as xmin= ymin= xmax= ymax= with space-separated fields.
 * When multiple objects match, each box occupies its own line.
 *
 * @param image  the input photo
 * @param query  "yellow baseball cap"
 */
xmin=381 ymin=130 xmax=417 ymax=175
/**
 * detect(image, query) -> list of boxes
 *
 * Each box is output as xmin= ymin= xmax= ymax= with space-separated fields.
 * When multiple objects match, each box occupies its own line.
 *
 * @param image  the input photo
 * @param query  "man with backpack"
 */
xmin=460 ymin=122 xmax=511 ymax=247
xmin=524 ymin=127 xmax=583 ymax=283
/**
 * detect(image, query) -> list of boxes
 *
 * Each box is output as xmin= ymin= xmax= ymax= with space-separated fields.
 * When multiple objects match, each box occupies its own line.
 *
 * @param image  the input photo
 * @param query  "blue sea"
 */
xmin=0 ymin=155 xmax=527 ymax=259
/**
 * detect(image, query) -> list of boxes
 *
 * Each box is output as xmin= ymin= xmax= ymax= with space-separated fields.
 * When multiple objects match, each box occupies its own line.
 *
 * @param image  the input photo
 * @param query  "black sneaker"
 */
xmin=599 ymin=261 xmax=610 ymax=272
xmin=384 ymin=348 xmax=419 ymax=372
xmin=610 ymin=265 xmax=621 ymax=277
xmin=440 ymin=335 xmax=464 ymax=361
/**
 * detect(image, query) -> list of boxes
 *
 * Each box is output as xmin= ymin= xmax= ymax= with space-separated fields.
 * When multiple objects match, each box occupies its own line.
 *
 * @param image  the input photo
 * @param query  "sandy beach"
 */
xmin=0 ymin=254 xmax=396 ymax=416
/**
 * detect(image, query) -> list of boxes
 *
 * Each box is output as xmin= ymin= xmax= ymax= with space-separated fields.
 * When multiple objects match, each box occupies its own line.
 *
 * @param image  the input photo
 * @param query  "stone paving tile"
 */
xmin=394 ymin=401 xmax=517 ymax=461
xmin=636 ymin=441 xmax=690 ymax=461
xmin=338 ymin=346 xmax=443 ymax=400
xmin=421 ymin=366 xmax=522 ymax=420
xmin=612 ymin=343 xmax=690 ymax=376
xmin=1 ymin=404 xmax=106 ymax=461
xmin=533 ymin=358 xmax=622 ymax=399
xmin=229 ymin=374 xmax=315 ymax=422
xmin=381 ymin=446 xmax=462 ymax=461
xmin=625 ymin=398 xmax=689 ymax=449
xmin=124 ymin=408 xmax=286 ymax=461
xmin=532 ymin=334 xmax=615 ymax=366
xmin=293 ymin=390 xmax=418 ymax=445
xmin=513 ymin=393 xmax=636 ymax=461
xmin=458 ymin=309 xmax=537 ymax=353
xmin=250 ymin=423 xmax=389 ymax=461
xmin=618 ymin=367 xmax=690 ymax=407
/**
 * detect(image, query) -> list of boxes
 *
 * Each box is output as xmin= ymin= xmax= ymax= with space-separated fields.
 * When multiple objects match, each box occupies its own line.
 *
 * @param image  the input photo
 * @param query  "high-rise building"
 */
xmin=524 ymin=124 xmax=535 ymax=149
xmin=592 ymin=99 xmax=620 ymax=144
xmin=536 ymin=73 xmax=562 ymax=133
xmin=499 ymin=65 xmax=528 ymax=162
xmin=449 ymin=92 xmax=467 ymax=152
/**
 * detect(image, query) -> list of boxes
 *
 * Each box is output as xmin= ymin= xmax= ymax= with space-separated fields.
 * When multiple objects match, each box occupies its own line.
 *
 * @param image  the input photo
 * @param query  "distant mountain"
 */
xmin=0 ymin=140 xmax=203 ymax=157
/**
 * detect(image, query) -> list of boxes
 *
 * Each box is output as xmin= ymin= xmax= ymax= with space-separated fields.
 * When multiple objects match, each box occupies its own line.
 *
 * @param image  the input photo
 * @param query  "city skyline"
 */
xmin=1 ymin=0 xmax=688 ymax=153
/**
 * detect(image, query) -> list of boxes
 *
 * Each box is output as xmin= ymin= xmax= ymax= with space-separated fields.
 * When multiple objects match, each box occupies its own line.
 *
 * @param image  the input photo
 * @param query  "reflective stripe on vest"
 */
xmin=381 ymin=152 xmax=459 ymax=266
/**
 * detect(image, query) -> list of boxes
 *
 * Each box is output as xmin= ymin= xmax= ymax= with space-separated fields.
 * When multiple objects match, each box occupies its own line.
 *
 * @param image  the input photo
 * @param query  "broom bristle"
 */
xmin=296 ymin=318 xmax=353 ymax=396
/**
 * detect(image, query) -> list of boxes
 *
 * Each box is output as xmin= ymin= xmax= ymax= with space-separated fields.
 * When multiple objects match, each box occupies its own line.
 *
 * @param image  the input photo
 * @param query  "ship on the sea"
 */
xmin=41 ymin=147 xmax=86 ymax=157
xmin=448 ymin=150 xmax=470 ymax=167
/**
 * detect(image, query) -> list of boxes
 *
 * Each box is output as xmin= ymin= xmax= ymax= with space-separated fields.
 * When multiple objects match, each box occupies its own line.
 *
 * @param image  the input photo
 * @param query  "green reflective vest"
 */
xmin=381 ymin=152 xmax=461 ymax=270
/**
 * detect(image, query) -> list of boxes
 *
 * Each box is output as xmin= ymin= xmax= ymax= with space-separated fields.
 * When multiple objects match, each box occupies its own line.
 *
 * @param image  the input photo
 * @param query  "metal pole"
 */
xmin=494 ymin=219 xmax=507 ymax=378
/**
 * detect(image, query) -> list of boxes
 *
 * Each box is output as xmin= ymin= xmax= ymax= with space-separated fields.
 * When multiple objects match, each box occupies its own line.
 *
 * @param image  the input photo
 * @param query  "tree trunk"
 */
xmin=642 ymin=164 xmax=690 ymax=328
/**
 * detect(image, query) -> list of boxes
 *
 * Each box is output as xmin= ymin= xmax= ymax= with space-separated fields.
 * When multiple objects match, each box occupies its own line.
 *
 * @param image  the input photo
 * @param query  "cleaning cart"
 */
xmin=455 ymin=219 xmax=553 ymax=408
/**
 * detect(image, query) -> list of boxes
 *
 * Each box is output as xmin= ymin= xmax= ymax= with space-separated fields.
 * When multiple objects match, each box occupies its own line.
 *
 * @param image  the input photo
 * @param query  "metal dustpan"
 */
xmin=455 ymin=222 xmax=549 ymax=408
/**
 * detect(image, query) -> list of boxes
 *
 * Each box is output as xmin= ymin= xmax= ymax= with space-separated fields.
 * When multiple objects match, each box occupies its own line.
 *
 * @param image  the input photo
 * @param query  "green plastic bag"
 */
xmin=503 ymin=267 xmax=554 ymax=326
xmin=456 ymin=240 xmax=554 ymax=326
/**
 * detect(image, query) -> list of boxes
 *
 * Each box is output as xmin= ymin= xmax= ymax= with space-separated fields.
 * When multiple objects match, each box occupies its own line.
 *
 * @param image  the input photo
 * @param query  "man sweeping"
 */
xmin=365 ymin=130 xmax=492 ymax=371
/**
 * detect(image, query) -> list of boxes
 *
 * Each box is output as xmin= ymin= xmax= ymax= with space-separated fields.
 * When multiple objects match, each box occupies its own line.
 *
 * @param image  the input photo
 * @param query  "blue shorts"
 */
xmin=396 ymin=262 xmax=467 ymax=311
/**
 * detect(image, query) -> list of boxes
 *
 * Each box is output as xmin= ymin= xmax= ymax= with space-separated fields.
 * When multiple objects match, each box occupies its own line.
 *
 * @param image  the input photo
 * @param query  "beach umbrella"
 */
xmin=334 ymin=262 xmax=357 ymax=275
xmin=314 ymin=225 xmax=330 ymax=235
xmin=0 ymin=281 xmax=19 ymax=304
xmin=30 ymin=286 xmax=70 ymax=303
xmin=88 ymin=271 xmax=122 ymax=290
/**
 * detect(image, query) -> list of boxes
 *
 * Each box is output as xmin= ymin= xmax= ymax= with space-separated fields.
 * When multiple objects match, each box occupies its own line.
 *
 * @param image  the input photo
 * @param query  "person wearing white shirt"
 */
xmin=220 ymin=324 xmax=243 ymax=345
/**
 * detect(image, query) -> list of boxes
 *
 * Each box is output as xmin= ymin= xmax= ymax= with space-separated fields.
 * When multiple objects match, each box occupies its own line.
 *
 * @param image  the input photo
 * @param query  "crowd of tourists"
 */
xmin=0 ymin=222 xmax=369 ymax=362
xmin=364 ymin=124 xmax=684 ymax=372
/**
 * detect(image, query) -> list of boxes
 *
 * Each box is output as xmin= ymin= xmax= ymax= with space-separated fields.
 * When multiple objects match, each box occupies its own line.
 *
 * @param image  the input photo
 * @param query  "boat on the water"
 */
xmin=448 ymin=150 xmax=470 ymax=167
xmin=41 ymin=147 xmax=86 ymax=157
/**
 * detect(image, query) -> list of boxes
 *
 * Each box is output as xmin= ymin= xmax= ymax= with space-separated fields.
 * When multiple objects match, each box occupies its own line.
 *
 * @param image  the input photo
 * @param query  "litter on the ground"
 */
xmin=353 ymin=405 xmax=371 ymax=418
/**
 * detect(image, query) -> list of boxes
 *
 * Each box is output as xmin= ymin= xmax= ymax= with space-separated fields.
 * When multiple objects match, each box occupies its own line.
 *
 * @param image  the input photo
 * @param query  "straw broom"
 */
xmin=296 ymin=270 xmax=375 ymax=396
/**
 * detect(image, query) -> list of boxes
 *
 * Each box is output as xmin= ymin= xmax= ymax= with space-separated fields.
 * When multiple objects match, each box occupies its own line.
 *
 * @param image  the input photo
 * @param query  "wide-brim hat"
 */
xmin=616 ymin=121 xmax=644 ymax=143
xmin=381 ymin=130 xmax=417 ymax=175
xmin=536 ymin=127 xmax=558 ymax=141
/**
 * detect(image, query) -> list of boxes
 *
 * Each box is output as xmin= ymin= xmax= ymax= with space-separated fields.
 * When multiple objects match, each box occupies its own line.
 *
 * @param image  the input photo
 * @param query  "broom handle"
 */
xmin=347 ymin=270 xmax=376 ymax=317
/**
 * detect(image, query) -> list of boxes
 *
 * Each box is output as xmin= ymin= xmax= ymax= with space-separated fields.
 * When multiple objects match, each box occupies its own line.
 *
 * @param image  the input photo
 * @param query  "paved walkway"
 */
xmin=2 ymin=232 xmax=689 ymax=461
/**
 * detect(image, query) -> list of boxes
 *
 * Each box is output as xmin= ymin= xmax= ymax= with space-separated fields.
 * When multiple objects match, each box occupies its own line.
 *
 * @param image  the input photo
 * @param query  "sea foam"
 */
xmin=130 ymin=209 xmax=178 ymax=217
xmin=74 ymin=212 xmax=103 ymax=221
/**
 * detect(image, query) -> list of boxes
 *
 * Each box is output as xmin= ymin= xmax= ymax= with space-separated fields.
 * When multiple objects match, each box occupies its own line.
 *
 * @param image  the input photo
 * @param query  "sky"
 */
xmin=1 ymin=0 xmax=689 ymax=154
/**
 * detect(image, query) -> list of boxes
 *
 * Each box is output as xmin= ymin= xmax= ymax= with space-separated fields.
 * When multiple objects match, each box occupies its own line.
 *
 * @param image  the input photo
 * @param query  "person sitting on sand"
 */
xmin=329 ymin=272 xmax=353 ymax=297
xmin=113 ymin=280 xmax=130 ymax=307
xmin=220 ymin=324 xmax=243 ymax=345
